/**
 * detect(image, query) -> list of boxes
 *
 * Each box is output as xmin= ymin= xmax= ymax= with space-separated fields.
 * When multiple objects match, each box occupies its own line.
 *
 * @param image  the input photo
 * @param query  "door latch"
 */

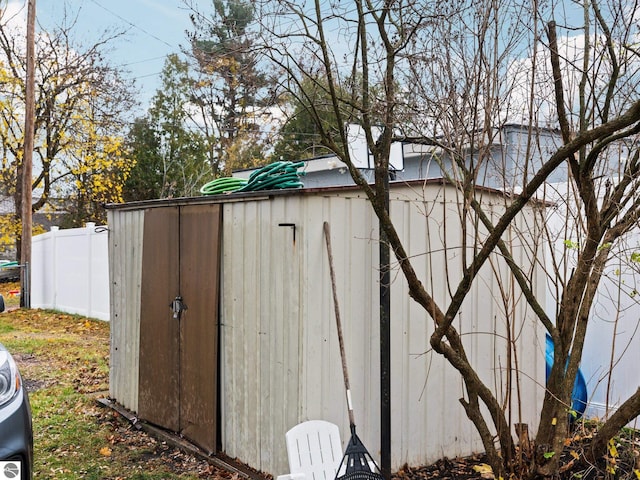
xmin=170 ymin=295 xmax=187 ymax=320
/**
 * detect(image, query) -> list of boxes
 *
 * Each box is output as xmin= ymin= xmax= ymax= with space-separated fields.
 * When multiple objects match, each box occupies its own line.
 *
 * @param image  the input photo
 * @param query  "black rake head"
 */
xmin=335 ymin=427 xmax=383 ymax=480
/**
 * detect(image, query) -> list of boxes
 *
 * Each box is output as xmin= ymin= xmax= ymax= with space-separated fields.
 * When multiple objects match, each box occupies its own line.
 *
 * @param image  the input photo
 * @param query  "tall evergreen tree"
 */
xmin=123 ymin=118 xmax=164 ymax=202
xmin=188 ymin=0 xmax=274 ymax=174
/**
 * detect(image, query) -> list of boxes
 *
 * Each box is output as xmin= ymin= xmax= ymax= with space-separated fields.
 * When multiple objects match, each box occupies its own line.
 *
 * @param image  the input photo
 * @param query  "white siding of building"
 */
xmin=544 ymin=182 xmax=640 ymax=425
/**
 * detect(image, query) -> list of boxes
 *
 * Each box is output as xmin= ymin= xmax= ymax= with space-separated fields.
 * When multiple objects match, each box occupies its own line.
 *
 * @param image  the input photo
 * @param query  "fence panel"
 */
xmin=31 ymin=223 xmax=110 ymax=320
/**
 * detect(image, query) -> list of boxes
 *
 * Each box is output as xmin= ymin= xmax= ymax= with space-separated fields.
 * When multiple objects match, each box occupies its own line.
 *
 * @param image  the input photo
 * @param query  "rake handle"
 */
xmin=323 ymin=221 xmax=356 ymax=427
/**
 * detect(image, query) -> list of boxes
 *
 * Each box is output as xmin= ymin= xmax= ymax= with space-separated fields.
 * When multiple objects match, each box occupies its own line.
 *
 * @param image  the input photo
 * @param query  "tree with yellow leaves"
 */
xmin=60 ymin=98 xmax=133 ymax=226
xmin=0 ymin=11 xmax=136 ymax=250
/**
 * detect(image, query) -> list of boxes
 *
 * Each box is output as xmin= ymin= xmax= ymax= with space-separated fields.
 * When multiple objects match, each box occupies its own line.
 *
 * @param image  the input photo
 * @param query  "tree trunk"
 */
xmin=586 ymin=387 xmax=640 ymax=464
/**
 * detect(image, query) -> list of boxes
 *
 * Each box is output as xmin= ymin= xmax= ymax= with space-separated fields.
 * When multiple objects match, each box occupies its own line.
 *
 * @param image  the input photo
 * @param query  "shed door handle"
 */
xmin=170 ymin=296 xmax=187 ymax=320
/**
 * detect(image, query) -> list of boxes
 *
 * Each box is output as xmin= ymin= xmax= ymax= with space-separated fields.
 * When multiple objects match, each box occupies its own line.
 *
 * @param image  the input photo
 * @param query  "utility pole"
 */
xmin=21 ymin=0 xmax=36 ymax=308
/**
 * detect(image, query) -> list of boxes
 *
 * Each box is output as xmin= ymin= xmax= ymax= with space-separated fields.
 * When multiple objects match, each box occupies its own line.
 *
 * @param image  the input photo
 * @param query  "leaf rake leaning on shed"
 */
xmin=323 ymin=221 xmax=384 ymax=480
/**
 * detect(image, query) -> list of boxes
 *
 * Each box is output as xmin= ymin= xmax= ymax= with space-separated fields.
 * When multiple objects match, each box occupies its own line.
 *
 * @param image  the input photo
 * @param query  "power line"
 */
xmin=79 ymin=1 xmax=207 ymax=85
xmin=134 ymin=70 xmax=164 ymax=80
xmin=87 ymin=0 xmax=175 ymax=49
xmin=120 ymin=55 xmax=169 ymax=67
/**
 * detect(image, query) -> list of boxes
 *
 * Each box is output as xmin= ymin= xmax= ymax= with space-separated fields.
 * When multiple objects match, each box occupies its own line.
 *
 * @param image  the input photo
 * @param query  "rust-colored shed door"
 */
xmin=138 ymin=204 xmax=221 ymax=454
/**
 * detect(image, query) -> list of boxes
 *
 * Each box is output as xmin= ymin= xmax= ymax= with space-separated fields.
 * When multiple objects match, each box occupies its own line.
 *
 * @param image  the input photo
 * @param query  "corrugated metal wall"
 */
xmin=107 ymin=185 xmax=545 ymax=477
xmin=220 ymin=184 xmax=545 ymax=475
xmin=220 ymin=196 xmax=307 ymax=470
xmin=108 ymin=208 xmax=144 ymax=412
xmin=386 ymin=186 xmax=545 ymax=466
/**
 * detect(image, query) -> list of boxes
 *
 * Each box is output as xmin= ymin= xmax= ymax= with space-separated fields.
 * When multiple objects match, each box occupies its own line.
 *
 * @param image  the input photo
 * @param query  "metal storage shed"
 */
xmin=106 ymin=181 xmax=546 ymax=477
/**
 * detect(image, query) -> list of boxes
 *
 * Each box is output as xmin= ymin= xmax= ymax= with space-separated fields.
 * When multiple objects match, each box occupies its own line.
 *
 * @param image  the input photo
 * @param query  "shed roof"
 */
xmin=103 ymin=177 xmax=537 ymax=212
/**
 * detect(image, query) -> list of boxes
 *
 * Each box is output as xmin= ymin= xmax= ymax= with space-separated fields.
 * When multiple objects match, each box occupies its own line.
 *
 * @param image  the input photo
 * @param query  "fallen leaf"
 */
xmin=609 ymin=439 xmax=619 ymax=457
xmin=99 ymin=446 xmax=112 ymax=457
xmin=472 ymin=463 xmax=494 ymax=479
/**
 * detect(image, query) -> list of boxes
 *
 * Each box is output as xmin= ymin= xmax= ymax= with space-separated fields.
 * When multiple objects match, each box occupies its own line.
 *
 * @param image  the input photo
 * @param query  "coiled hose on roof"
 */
xmin=200 ymin=161 xmax=305 ymax=196
xmin=200 ymin=176 xmax=247 ymax=195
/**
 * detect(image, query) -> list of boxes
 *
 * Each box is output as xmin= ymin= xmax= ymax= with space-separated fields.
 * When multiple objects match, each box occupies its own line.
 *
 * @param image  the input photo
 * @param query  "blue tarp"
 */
xmin=545 ymin=334 xmax=588 ymax=419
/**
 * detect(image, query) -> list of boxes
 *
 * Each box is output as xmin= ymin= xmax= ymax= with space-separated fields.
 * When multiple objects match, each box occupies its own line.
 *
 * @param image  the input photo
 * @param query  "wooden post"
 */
xmin=21 ymin=0 xmax=36 ymax=308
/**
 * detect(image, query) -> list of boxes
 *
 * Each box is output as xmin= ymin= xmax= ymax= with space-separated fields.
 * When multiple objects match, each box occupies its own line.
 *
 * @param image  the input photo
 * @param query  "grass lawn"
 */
xmin=0 ymin=282 xmax=235 ymax=480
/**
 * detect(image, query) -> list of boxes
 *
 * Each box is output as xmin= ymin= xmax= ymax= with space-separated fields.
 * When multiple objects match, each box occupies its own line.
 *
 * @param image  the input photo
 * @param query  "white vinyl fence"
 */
xmin=31 ymin=223 xmax=110 ymax=321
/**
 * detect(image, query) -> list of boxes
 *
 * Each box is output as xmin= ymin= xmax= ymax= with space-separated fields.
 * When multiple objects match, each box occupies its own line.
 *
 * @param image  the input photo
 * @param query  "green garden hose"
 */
xmin=237 ymin=161 xmax=305 ymax=192
xmin=200 ymin=177 xmax=248 ymax=195
xmin=200 ymin=161 xmax=305 ymax=196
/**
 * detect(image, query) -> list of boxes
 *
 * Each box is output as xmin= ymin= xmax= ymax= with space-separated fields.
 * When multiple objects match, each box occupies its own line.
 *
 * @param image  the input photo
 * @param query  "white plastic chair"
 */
xmin=277 ymin=420 xmax=343 ymax=480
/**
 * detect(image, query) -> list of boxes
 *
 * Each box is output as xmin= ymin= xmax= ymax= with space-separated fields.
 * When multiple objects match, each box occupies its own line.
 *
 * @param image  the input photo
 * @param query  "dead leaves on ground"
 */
xmin=0 ymin=307 xmax=234 ymax=479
